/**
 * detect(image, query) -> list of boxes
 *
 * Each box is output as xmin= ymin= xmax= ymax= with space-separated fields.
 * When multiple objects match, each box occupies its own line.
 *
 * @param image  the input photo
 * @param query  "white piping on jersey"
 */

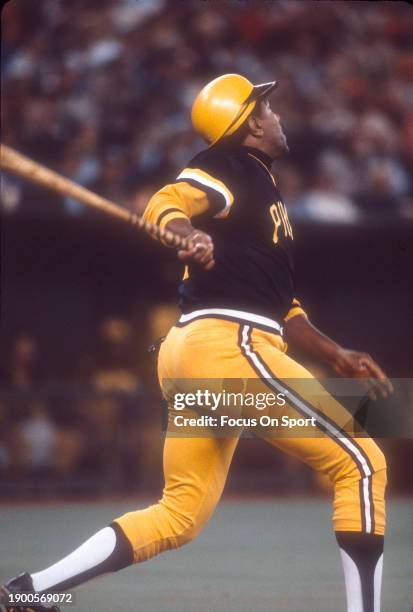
xmin=179 ymin=308 xmax=283 ymax=334
xmin=247 ymin=152 xmax=277 ymax=186
xmin=176 ymin=169 xmax=233 ymax=218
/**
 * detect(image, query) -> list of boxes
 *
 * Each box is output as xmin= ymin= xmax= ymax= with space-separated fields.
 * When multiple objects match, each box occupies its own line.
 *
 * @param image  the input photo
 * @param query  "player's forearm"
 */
xmin=285 ymin=314 xmax=393 ymax=393
xmin=165 ymin=218 xmax=195 ymax=239
xmin=165 ymin=218 xmax=215 ymax=270
xmin=284 ymin=314 xmax=342 ymax=366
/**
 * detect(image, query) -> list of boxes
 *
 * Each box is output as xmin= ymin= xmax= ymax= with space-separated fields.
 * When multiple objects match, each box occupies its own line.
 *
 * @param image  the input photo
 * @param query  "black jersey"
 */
xmin=174 ymin=144 xmax=296 ymax=323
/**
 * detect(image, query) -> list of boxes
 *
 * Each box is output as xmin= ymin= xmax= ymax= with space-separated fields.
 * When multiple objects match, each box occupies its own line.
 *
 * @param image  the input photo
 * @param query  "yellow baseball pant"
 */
xmin=115 ymin=315 xmax=386 ymax=563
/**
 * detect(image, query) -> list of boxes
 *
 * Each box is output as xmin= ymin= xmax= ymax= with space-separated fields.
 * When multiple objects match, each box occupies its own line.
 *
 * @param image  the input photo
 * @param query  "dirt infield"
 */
xmin=0 ymin=498 xmax=411 ymax=611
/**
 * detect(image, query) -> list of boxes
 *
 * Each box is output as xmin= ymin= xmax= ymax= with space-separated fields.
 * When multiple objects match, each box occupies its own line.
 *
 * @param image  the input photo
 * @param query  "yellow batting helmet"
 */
xmin=191 ymin=73 xmax=278 ymax=146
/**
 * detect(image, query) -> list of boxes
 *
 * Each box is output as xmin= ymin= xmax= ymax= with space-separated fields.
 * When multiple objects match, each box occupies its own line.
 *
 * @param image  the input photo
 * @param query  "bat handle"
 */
xmin=130 ymin=214 xmax=191 ymax=250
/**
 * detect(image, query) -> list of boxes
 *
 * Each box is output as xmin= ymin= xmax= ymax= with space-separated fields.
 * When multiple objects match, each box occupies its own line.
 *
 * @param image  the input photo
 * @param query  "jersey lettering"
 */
xmin=270 ymin=201 xmax=293 ymax=243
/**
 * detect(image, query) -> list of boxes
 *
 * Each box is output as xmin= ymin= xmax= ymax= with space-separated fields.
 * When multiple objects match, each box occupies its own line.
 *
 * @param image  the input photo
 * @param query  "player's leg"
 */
xmin=2 ymin=320 xmax=240 ymax=596
xmin=114 ymin=433 xmax=239 ymax=562
xmin=20 ymin=433 xmax=238 ymax=593
xmin=243 ymin=326 xmax=386 ymax=612
xmin=266 ymin=436 xmax=385 ymax=612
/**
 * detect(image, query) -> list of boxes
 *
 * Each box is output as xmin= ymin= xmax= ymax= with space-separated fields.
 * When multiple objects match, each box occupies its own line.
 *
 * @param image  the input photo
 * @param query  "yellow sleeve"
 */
xmin=142 ymin=182 xmax=211 ymax=231
xmin=284 ymin=298 xmax=308 ymax=322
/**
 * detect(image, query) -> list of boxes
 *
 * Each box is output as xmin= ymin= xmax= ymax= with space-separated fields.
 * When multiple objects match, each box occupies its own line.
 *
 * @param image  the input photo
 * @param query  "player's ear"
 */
xmin=246 ymin=112 xmax=264 ymax=139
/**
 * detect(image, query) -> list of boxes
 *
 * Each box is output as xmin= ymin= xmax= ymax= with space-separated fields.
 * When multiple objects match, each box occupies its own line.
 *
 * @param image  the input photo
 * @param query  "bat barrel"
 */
xmin=1 ymin=143 xmax=190 ymax=250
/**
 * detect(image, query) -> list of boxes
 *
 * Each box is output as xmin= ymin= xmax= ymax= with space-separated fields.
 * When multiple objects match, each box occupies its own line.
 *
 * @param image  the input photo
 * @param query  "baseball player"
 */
xmin=1 ymin=74 xmax=393 ymax=612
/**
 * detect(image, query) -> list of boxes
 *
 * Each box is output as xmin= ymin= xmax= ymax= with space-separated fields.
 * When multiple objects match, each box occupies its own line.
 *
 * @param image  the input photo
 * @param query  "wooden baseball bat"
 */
xmin=0 ymin=143 xmax=190 ymax=250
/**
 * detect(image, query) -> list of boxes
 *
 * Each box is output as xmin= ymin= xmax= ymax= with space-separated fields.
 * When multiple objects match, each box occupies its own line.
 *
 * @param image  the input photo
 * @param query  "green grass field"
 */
xmin=1 ymin=498 xmax=411 ymax=611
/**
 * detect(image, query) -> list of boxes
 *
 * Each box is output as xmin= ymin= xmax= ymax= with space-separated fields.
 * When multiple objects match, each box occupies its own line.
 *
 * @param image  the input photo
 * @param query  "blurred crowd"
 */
xmin=2 ymin=0 xmax=413 ymax=223
xmin=0 ymin=316 xmax=166 ymax=493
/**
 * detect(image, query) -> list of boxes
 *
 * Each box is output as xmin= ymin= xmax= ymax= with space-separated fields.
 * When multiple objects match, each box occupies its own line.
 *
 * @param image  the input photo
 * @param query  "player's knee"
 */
xmin=364 ymin=440 xmax=387 ymax=480
xmin=373 ymin=445 xmax=387 ymax=474
xmin=168 ymin=505 xmax=208 ymax=548
xmin=174 ymin=519 xmax=202 ymax=548
xmin=160 ymin=503 xmax=206 ymax=549
xmin=159 ymin=488 xmax=216 ymax=549
xmin=331 ymin=439 xmax=387 ymax=484
xmin=373 ymin=446 xmax=387 ymax=490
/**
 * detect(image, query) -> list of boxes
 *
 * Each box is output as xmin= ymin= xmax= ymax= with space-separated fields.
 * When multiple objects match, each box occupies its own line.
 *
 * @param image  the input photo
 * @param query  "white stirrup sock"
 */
xmin=31 ymin=524 xmax=132 ymax=592
xmin=337 ymin=532 xmax=384 ymax=612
